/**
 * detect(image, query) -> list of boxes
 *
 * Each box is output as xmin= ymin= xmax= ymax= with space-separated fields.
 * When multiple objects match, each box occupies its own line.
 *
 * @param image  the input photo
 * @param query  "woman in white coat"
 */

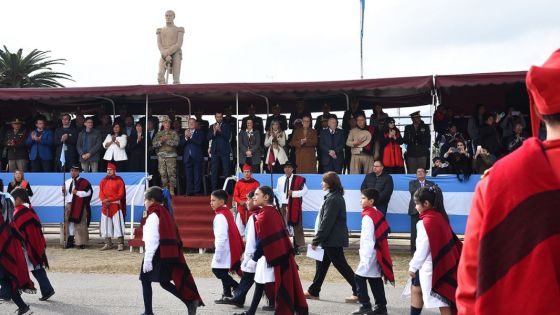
xmin=264 ymin=120 xmax=288 ymax=174
xmin=103 ymin=122 xmax=128 ymax=171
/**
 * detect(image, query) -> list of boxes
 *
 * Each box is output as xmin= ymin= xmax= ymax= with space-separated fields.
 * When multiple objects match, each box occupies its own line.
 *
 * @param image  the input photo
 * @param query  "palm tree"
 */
xmin=0 ymin=45 xmax=73 ymax=88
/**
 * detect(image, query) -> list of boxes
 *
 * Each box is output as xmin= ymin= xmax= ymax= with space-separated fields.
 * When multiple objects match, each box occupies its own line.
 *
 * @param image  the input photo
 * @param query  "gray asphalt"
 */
xmin=0 ymin=272 xmax=439 ymax=315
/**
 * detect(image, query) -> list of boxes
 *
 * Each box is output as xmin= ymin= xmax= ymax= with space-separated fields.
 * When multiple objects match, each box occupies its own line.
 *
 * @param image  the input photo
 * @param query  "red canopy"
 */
xmin=0 ymin=76 xmax=434 ymax=116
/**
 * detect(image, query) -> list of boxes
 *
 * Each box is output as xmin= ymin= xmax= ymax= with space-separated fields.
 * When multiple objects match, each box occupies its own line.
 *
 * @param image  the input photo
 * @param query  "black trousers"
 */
xmin=410 ymin=214 xmax=420 ymax=253
xmin=231 ymin=271 xmax=255 ymax=304
xmin=141 ymin=278 xmax=183 ymax=314
xmin=212 ymin=268 xmax=238 ymax=297
xmin=308 ymin=247 xmax=357 ymax=296
xmin=355 ymin=275 xmax=387 ymax=309
xmin=31 ymin=268 xmax=54 ymax=296
xmin=0 ymin=268 xmax=27 ymax=310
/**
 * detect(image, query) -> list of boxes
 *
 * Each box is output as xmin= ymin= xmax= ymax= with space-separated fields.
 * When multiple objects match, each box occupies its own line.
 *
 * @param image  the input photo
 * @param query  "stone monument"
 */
xmin=157 ymin=10 xmax=185 ymax=84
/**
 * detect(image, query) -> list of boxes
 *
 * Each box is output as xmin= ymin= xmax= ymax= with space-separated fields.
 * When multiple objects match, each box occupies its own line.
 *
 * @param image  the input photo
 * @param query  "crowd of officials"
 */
xmin=0 ymin=100 xmax=530 ymax=195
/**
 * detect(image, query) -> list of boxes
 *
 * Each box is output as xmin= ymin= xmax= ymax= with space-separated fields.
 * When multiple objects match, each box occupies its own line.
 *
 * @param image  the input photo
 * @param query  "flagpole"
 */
xmin=360 ymin=0 xmax=365 ymax=79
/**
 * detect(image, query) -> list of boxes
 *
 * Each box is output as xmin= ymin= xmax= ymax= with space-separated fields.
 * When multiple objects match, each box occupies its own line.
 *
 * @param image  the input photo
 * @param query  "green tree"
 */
xmin=0 ymin=45 xmax=73 ymax=88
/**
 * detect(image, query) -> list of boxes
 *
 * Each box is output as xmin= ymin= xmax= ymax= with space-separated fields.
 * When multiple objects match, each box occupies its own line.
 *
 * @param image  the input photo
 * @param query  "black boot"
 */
xmin=65 ymin=236 xmax=75 ymax=249
xmin=352 ymin=306 xmax=373 ymax=315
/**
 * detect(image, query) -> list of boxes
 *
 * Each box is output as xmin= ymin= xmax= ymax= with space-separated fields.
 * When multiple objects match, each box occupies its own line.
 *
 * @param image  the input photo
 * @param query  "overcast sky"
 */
xmin=2 ymin=0 xmax=559 ymax=87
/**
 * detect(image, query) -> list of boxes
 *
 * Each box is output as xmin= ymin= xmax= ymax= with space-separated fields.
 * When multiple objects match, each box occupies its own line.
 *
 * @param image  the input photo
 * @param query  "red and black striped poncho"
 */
xmin=361 ymin=206 xmax=394 ymax=284
xmin=13 ymin=204 xmax=49 ymax=268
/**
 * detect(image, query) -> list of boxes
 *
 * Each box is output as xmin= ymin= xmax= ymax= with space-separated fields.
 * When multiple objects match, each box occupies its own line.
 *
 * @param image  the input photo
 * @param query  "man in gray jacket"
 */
xmin=407 ymin=168 xmax=435 ymax=253
xmin=76 ymin=117 xmax=102 ymax=172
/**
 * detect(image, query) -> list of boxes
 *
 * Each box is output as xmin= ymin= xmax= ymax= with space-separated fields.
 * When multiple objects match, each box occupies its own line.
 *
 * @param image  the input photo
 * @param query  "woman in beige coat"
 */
xmin=289 ymin=116 xmax=318 ymax=173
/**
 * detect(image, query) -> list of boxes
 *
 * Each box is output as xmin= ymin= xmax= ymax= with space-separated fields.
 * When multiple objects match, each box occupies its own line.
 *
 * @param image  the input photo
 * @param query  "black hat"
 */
xmin=410 ymin=111 xmax=421 ymax=118
xmin=283 ymin=161 xmax=297 ymax=169
xmin=70 ymin=164 xmax=82 ymax=171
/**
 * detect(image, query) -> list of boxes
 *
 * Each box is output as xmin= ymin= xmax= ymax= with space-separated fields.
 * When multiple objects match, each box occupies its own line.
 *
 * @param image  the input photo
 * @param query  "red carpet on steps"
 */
xmin=128 ymin=196 xmax=230 ymax=249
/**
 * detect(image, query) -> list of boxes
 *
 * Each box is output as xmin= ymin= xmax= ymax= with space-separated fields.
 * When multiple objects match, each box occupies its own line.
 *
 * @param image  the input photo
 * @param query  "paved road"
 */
xmin=0 ymin=272 xmax=439 ymax=315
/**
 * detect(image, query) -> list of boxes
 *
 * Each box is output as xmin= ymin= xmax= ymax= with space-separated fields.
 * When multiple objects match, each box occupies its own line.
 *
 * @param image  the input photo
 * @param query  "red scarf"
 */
xmin=0 ymin=214 xmax=35 ymax=293
xmin=255 ymin=205 xmax=308 ymax=314
xmin=215 ymin=206 xmax=244 ymax=276
xmin=68 ymin=177 xmax=93 ymax=226
xmin=233 ymin=178 xmax=260 ymax=225
xmin=420 ymin=209 xmax=462 ymax=310
xmin=141 ymin=204 xmax=204 ymax=305
xmin=362 ymin=206 xmax=394 ymax=284
xmin=382 ymin=130 xmax=404 ymax=168
xmin=287 ymin=175 xmax=305 ymax=226
xmin=267 ymin=146 xmax=276 ymax=172
xmin=459 ymin=138 xmax=560 ymax=314
xmin=13 ymin=204 xmax=49 ymax=268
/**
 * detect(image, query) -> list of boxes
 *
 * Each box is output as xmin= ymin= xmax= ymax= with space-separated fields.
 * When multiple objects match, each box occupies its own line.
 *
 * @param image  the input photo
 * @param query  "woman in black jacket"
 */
xmin=126 ymin=122 xmax=146 ymax=172
xmin=305 ymin=171 xmax=358 ymax=303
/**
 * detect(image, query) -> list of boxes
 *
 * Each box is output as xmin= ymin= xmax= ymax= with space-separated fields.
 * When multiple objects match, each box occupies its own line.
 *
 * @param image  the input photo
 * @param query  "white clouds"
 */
xmin=2 ymin=0 xmax=559 ymax=86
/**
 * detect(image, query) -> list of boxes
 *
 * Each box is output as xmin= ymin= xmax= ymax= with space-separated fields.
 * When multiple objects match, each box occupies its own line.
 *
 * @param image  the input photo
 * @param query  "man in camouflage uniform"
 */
xmin=152 ymin=116 xmax=179 ymax=195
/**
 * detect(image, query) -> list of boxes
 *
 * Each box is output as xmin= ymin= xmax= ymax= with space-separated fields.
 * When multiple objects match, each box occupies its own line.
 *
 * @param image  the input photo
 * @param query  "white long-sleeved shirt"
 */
xmin=241 ymin=214 xmax=257 ymax=273
xmin=142 ymin=213 xmax=160 ymax=263
xmin=409 ymin=221 xmax=431 ymax=273
xmin=355 ymin=215 xmax=382 ymax=278
xmin=63 ymin=177 xmax=92 ymax=199
xmin=275 ymin=174 xmax=308 ymax=206
xmin=212 ymin=213 xmax=231 ymax=269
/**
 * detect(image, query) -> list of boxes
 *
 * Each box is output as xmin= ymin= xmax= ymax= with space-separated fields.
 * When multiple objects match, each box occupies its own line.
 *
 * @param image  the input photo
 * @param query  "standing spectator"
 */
xmin=4 ymin=118 xmax=28 ymax=172
xmin=369 ymin=104 xmax=389 ymax=161
xmin=319 ymin=117 xmax=345 ymax=173
xmin=25 ymin=117 xmax=54 ymax=172
xmin=472 ymin=147 xmax=495 ymax=174
xmin=54 ymin=113 xmax=79 ymax=171
xmin=146 ymin=117 xmax=159 ymax=185
xmin=102 ymin=122 xmax=128 ymax=172
xmin=153 ymin=117 xmax=180 ymax=195
xmin=289 ymin=115 xmax=318 ymax=173
xmin=223 ymin=106 xmax=238 ymax=164
xmin=343 ymin=116 xmax=357 ymax=174
xmin=380 ymin=118 xmax=405 ymax=174
xmin=208 ymin=112 xmax=232 ymax=191
xmin=360 ymin=160 xmax=394 ymax=214
xmin=431 ymin=157 xmax=451 ymax=177
xmin=180 ymin=118 xmax=204 ymax=196
xmin=127 ymin=122 xmax=146 ymax=172
xmin=407 ymin=168 xmax=435 ymax=253
xmin=123 ymin=115 xmax=135 ymax=137
xmin=73 ymin=113 xmax=86 ymax=133
xmin=317 ymin=116 xmax=330 ymax=173
xmin=305 ymin=171 xmax=358 ymax=303
xmin=275 ymin=162 xmax=308 ymax=253
xmin=467 ymin=104 xmax=486 ymax=150
xmin=478 ymin=113 xmax=502 ymax=158
xmin=77 ymin=117 xmax=103 ymax=172
xmin=238 ymin=118 xmax=262 ymax=173
xmin=194 ymin=109 xmax=210 ymax=167
xmin=499 ymin=107 xmax=526 ymax=142
xmin=288 ymin=101 xmax=312 ymax=130
xmin=265 ymin=104 xmax=288 ymax=131
xmin=403 ymin=111 xmax=431 ymax=174
xmin=241 ymin=104 xmax=264 ymax=137
xmin=505 ymin=122 xmax=527 ymax=153
xmin=95 ymin=113 xmax=113 ymax=137
xmin=346 ymin=114 xmax=374 ymax=174
xmin=314 ymin=103 xmax=337 ymax=132
xmin=342 ymin=98 xmax=366 ymax=131
xmin=7 ymin=170 xmax=33 ymax=196
xmin=264 ymin=120 xmax=288 ymax=173
xmin=443 ymin=140 xmax=472 ymax=182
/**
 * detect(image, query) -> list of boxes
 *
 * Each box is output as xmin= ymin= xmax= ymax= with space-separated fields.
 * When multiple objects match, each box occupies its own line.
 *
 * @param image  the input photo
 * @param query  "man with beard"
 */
xmin=62 ymin=165 xmax=93 ymax=249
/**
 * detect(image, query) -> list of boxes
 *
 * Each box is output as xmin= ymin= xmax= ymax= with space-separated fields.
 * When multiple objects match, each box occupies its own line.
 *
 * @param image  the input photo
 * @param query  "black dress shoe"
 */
xmin=39 ymin=290 xmax=55 ymax=301
xmin=371 ymin=305 xmax=388 ymax=315
xmin=232 ymin=312 xmax=249 ymax=315
xmin=17 ymin=304 xmax=31 ymax=315
xmin=262 ymin=305 xmax=275 ymax=311
xmin=214 ymin=295 xmax=232 ymax=304
xmin=352 ymin=306 xmax=373 ymax=315
xmin=223 ymin=297 xmax=244 ymax=308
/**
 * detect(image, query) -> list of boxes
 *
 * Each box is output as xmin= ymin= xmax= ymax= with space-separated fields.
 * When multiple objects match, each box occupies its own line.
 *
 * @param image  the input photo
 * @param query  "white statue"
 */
xmin=157 ymin=10 xmax=185 ymax=84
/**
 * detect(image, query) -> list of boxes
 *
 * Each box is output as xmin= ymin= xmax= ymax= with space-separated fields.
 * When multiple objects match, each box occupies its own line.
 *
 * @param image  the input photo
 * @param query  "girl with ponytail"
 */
xmin=408 ymin=185 xmax=462 ymax=315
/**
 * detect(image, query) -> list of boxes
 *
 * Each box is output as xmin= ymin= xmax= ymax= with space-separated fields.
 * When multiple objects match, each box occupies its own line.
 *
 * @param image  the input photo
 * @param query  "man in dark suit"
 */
xmin=408 ymin=168 xmax=435 ymax=252
xmin=314 ymin=103 xmax=337 ymax=132
xmin=360 ymin=160 xmax=394 ymax=214
xmin=146 ymin=117 xmax=160 ymax=186
xmin=208 ymin=112 xmax=232 ymax=190
xmin=403 ymin=111 xmax=431 ymax=174
xmin=181 ymin=118 xmax=204 ymax=195
xmin=25 ymin=116 xmax=54 ymax=172
xmin=265 ymin=104 xmax=288 ymax=131
xmin=288 ymin=101 xmax=312 ymax=130
xmin=319 ymin=117 xmax=345 ymax=173
xmin=238 ymin=118 xmax=262 ymax=173
xmin=54 ymin=113 xmax=78 ymax=171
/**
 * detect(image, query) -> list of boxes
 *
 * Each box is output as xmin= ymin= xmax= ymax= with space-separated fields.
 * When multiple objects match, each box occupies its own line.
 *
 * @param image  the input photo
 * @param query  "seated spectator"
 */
xmin=265 ymin=104 xmax=288 ymax=131
xmin=25 ymin=116 xmax=54 ymax=172
xmin=380 ymin=118 xmax=405 ymax=174
xmin=473 ymin=146 xmax=496 ymax=174
xmin=314 ymin=103 xmax=337 ymax=132
xmin=264 ymin=120 xmax=288 ymax=173
xmin=443 ymin=140 xmax=472 ymax=181
xmin=479 ymin=113 xmax=502 ymax=158
xmin=127 ymin=122 xmax=146 ymax=172
xmin=7 ymin=169 xmax=33 ymax=196
xmin=505 ymin=122 xmax=527 ymax=153
xmin=102 ymin=122 xmax=128 ymax=171
xmin=431 ymin=157 xmax=452 ymax=176
xmin=4 ymin=118 xmax=28 ymax=172
xmin=77 ymin=117 xmax=103 ymax=172
xmin=438 ymin=123 xmax=466 ymax=156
